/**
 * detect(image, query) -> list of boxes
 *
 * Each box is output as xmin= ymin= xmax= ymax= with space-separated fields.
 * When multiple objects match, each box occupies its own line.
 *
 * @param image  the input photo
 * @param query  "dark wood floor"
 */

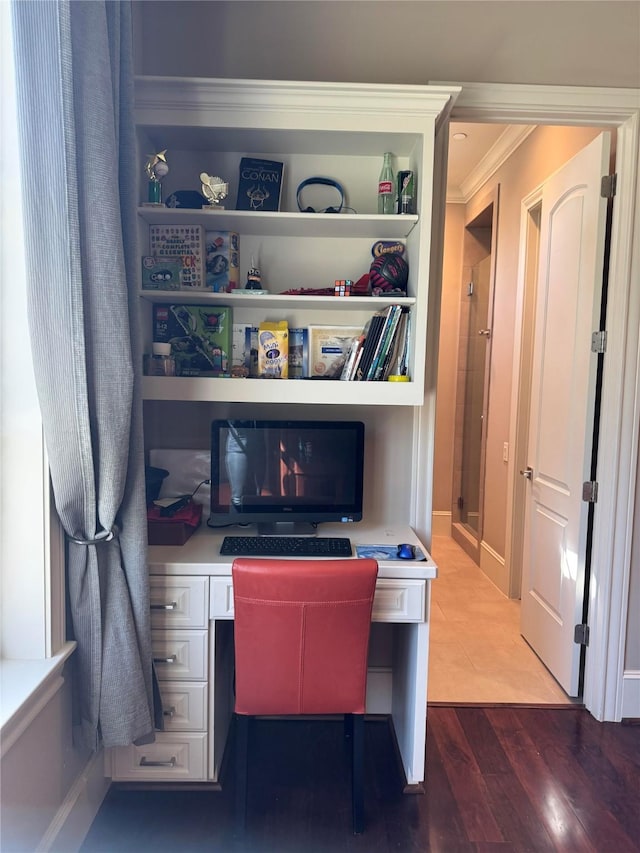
xmin=82 ymin=707 xmax=640 ymax=852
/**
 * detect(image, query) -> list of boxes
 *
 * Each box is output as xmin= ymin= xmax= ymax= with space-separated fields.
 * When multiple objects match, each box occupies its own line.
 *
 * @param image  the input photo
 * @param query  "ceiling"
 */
xmin=446 ymin=122 xmax=511 ymax=200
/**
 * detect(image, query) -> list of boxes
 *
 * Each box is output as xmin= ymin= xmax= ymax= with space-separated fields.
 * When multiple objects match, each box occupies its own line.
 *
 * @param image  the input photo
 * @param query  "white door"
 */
xmin=520 ymin=133 xmax=611 ymax=697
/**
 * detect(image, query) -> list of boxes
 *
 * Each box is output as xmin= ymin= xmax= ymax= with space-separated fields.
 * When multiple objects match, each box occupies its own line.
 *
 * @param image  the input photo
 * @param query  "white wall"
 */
xmin=133 ymin=1 xmax=639 ymax=89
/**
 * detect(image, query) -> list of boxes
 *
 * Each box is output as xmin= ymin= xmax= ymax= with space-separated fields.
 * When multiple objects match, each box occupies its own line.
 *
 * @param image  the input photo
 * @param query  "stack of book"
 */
xmin=340 ymin=305 xmax=410 ymax=381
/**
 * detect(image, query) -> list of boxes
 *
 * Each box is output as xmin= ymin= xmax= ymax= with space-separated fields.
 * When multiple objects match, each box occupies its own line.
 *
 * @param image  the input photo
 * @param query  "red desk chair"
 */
xmin=232 ymin=557 xmax=378 ymax=834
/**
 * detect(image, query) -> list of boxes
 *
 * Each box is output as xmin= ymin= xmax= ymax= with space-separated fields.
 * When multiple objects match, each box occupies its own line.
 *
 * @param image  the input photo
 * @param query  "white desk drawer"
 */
xmin=150 ymin=576 xmax=209 ymax=629
xmin=152 ymin=629 xmax=208 ymax=681
xmin=159 ymin=681 xmax=207 ymax=731
xmin=111 ymin=732 xmax=207 ymax=781
xmin=210 ymin=577 xmax=234 ymax=619
xmin=372 ymin=579 xmax=426 ymax=622
xmin=210 ymin=577 xmax=426 ymax=623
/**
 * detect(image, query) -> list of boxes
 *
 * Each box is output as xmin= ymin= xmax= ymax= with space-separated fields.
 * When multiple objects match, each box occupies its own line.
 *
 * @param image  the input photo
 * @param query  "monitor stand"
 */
xmin=256 ymin=521 xmax=317 ymax=537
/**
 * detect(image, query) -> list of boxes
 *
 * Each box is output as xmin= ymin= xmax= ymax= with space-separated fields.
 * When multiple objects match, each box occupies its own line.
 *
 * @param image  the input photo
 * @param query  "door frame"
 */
xmin=444 ymin=82 xmax=640 ymax=722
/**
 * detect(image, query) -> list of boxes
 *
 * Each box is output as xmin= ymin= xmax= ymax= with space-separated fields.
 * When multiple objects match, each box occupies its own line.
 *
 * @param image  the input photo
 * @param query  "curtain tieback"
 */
xmin=69 ymin=526 xmax=119 ymax=546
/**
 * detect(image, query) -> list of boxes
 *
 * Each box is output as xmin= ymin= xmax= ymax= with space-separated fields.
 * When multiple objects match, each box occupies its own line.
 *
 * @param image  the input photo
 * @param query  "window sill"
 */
xmin=0 ymin=641 xmax=76 ymax=757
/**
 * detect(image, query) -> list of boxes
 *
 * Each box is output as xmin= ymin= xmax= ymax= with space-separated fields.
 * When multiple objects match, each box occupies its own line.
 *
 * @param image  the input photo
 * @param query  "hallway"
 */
xmin=428 ymin=536 xmax=575 ymax=705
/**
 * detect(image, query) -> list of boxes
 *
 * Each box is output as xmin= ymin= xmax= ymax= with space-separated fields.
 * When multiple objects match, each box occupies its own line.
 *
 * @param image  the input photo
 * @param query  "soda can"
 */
xmin=397 ymin=170 xmax=415 ymax=215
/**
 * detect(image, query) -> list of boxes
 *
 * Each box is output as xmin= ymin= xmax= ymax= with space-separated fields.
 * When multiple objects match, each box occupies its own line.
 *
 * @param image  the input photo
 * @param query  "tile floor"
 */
xmin=428 ymin=535 xmax=576 ymax=705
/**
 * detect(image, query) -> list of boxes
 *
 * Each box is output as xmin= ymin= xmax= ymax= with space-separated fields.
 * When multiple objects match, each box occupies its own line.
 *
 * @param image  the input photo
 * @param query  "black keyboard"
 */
xmin=220 ymin=535 xmax=353 ymax=558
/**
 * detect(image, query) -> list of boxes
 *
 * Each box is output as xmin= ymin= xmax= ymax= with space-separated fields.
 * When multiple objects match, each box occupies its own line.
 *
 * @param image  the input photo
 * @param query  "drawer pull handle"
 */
xmin=151 ymin=601 xmax=178 ymax=611
xmin=154 ymin=654 xmax=177 ymax=664
xmin=140 ymin=756 xmax=177 ymax=768
xmin=163 ymin=706 xmax=176 ymax=718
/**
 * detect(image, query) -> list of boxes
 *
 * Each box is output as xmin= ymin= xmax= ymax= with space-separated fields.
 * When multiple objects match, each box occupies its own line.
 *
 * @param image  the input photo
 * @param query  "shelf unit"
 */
xmin=135 ymin=76 xmax=458 ymax=407
xmin=120 ymin=73 xmax=458 ymax=786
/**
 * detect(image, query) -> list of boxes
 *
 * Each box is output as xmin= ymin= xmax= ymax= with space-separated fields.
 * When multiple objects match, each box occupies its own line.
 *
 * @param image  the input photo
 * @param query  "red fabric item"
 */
xmin=232 ymin=558 xmax=378 ymax=716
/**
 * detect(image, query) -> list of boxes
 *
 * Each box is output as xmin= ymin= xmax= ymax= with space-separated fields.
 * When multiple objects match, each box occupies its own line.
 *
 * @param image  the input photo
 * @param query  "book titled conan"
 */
xmin=236 ymin=157 xmax=284 ymax=211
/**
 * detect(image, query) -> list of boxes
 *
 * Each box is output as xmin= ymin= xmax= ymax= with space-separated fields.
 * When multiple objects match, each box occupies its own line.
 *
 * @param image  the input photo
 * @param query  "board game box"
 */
xmin=205 ymin=230 xmax=239 ymax=292
xmin=153 ymin=304 xmax=232 ymax=376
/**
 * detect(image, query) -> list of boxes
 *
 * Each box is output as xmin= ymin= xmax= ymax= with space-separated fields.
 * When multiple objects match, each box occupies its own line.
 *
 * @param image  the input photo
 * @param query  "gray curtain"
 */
xmin=11 ymin=0 xmax=157 ymax=749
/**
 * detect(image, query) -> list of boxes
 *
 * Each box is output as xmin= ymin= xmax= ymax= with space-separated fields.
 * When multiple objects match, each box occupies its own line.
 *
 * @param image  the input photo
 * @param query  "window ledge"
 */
xmin=0 ymin=641 xmax=76 ymax=757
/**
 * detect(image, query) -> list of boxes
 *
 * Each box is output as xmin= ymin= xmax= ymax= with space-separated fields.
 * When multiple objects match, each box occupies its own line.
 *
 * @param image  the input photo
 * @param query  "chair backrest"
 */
xmin=232 ymin=558 xmax=378 ymax=716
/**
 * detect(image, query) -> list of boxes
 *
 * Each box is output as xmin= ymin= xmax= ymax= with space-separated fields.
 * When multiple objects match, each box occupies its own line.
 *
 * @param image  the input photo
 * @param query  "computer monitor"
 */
xmin=208 ymin=419 xmax=365 ymax=535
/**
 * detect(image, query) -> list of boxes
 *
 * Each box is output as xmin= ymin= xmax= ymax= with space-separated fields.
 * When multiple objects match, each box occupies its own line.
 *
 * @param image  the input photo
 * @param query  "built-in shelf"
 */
xmin=142 ymin=375 xmax=419 ymax=406
xmin=138 ymin=289 xmax=416 ymax=309
xmin=138 ymin=206 xmax=419 ymax=239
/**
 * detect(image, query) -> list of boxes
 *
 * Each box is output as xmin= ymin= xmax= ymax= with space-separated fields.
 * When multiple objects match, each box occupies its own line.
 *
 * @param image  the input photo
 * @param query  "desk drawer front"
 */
xmin=159 ymin=681 xmax=207 ymax=731
xmin=152 ymin=629 xmax=208 ymax=681
xmin=210 ymin=577 xmax=426 ymax=623
xmin=372 ymin=579 xmax=425 ymax=622
xmin=210 ymin=578 xmax=234 ymax=619
xmin=150 ymin=576 xmax=209 ymax=629
xmin=111 ymin=732 xmax=207 ymax=781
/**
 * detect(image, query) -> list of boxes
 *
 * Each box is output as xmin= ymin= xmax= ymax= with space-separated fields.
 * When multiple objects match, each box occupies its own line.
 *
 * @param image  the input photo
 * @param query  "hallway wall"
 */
xmin=434 ymin=125 xmax=602 ymax=582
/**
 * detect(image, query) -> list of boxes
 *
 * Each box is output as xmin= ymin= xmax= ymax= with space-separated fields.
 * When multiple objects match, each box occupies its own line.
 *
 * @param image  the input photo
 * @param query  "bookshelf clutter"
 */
xmin=145 ymin=303 xmax=409 ymax=382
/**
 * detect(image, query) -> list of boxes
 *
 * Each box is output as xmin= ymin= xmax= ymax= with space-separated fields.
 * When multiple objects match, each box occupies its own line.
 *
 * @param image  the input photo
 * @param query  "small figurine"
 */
xmin=245 ymin=259 xmax=263 ymax=291
xmin=200 ymin=173 xmax=228 ymax=209
xmin=145 ymin=150 xmax=169 ymax=204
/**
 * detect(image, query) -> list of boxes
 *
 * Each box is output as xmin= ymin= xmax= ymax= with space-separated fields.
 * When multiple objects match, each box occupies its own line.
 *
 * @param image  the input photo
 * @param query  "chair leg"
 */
xmin=351 ymin=714 xmax=365 ymax=834
xmin=235 ymin=714 xmax=250 ymax=833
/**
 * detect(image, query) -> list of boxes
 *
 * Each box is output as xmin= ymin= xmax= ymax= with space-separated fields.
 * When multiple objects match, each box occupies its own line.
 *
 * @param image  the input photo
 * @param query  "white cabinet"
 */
xmin=110 ymin=575 xmax=210 ymax=782
xmin=134 ymin=76 xmax=458 ymax=408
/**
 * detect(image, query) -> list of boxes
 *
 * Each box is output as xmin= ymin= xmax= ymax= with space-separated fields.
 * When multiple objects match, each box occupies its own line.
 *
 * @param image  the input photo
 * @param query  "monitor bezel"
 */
xmin=208 ymin=418 xmax=365 ymax=529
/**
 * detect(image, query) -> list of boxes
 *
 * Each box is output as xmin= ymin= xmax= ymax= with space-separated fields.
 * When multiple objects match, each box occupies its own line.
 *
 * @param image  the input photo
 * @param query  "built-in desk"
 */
xmin=108 ymin=523 xmax=436 ymax=791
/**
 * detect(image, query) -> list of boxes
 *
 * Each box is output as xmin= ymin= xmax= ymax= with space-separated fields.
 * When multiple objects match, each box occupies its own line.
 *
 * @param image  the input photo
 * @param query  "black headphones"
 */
xmin=296 ymin=177 xmax=345 ymax=214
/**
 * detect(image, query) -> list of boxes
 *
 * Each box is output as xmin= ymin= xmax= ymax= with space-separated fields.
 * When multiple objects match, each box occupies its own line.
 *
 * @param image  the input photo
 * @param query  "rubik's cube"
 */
xmin=334 ymin=279 xmax=353 ymax=297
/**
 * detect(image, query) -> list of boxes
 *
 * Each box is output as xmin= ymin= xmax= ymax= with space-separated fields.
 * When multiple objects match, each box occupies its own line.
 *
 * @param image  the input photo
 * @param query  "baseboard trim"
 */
xmin=621 ymin=669 xmax=640 ymax=719
xmin=480 ymin=540 xmax=508 ymax=596
xmin=37 ymin=748 xmax=110 ymax=853
xmin=431 ymin=511 xmax=452 ymax=538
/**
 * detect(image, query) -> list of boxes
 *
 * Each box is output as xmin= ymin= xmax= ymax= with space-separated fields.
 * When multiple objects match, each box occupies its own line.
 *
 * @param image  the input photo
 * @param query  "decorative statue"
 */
xmin=200 ymin=173 xmax=229 ymax=210
xmin=145 ymin=150 xmax=169 ymax=204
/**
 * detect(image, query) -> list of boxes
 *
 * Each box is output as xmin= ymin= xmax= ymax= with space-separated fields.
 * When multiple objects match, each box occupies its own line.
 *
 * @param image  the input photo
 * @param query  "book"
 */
xmin=380 ymin=309 xmax=409 ymax=380
xmin=153 ymin=303 xmax=232 ymax=376
xmin=340 ymin=333 xmax=365 ymax=380
xmin=231 ymin=323 xmax=252 ymax=376
xmin=367 ymin=305 xmax=401 ymax=381
xmin=236 ymin=157 xmax=284 ymax=211
xmin=288 ymin=327 xmax=309 ymax=379
xmin=149 ymin=224 xmax=205 ymax=289
xmin=308 ymin=325 xmax=362 ymax=378
xmin=355 ymin=313 xmax=386 ymax=381
xmin=372 ymin=305 xmax=404 ymax=380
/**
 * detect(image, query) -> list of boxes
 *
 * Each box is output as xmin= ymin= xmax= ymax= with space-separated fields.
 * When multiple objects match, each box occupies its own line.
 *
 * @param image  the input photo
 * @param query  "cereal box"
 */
xmin=258 ymin=320 xmax=288 ymax=379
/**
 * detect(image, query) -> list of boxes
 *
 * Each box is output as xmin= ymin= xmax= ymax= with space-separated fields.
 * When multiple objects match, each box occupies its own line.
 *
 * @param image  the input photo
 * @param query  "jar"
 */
xmin=144 ymin=342 xmax=176 ymax=376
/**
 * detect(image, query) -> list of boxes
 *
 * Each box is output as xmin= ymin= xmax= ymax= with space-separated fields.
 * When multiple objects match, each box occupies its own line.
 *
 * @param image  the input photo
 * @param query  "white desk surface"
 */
xmin=148 ymin=521 xmax=437 ymax=581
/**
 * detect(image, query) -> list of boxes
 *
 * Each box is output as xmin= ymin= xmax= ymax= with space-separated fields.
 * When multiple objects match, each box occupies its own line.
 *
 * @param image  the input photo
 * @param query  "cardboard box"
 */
xmin=205 ymin=231 xmax=239 ymax=292
xmin=141 ymin=256 xmax=183 ymax=290
xmin=258 ymin=321 xmax=288 ymax=378
xmin=153 ymin=304 xmax=232 ymax=376
xmin=307 ymin=325 xmax=362 ymax=378
xmin=147 ymin=500 xmax=203 ymax=546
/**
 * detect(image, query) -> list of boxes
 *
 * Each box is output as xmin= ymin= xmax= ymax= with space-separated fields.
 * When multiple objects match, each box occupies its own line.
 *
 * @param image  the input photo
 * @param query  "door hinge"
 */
xmin=457 ymin=496 xmax=464 ymax=510
xmin=601 ymin=173 xmax=617 ymax=198
xmin=574 ymin=624 xmax=590 ymax=646
xmin=582 ymin=481 xmax=599 ymax=503
xmin=591 ymin=330 xmax=607 ymax=354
